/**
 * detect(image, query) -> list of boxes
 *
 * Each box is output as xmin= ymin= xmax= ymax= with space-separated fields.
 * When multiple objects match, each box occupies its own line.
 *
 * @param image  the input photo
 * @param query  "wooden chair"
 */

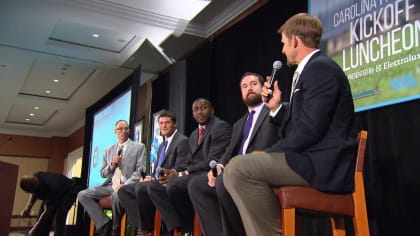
xmin=153 ymin=210 xmax=202 ymax=236
xmin=88 ymin=196 xmax=127 ymax=236
xmin=273 ymin=130 xmax=369 ymax=236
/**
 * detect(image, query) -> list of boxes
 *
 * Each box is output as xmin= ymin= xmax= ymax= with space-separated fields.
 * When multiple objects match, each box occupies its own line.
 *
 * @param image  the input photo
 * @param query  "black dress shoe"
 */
xmin=96 ymin=221 xmax=112 ymax=236
xmin=110 ymin=227 xmax=121 ymax=236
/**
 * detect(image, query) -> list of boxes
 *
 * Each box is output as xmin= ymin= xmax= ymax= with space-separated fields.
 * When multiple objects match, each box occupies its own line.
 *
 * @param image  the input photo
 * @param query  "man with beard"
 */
xmin=188 ymin=72 xmax=281 ymax=236
xmin=148 ymin=98 xmax=232 ymax=234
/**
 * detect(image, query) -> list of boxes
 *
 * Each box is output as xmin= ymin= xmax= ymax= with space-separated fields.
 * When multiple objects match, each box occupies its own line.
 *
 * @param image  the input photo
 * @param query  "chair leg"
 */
xmin=282 ymin=208 xmax=296 ymax=236
xmin=330 ymin=216 xmax=346 ymax=236
xmin=153 ymin=211 xmax=161 ymax=236
xmin=89 ymin=220 xmax=95 ymax=236
xmin=120 ymin=213 xmax=127 ymax=236
xmin=193 ymin=213 xmax=201 ymax=236
xmin=173 ymin=229 xmax=182 ymax=236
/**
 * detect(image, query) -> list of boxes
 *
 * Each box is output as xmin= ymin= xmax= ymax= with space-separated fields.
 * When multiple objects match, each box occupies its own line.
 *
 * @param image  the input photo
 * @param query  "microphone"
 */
xmin=139 ymin=167 xmax=146 ymax=179
xmin=264 ymin=60 xmax=283 ymax=102
xmin=155 ymin=167 xmax=165 ymax=177
xmin=209 ymin=160 xmax=218 ymax=177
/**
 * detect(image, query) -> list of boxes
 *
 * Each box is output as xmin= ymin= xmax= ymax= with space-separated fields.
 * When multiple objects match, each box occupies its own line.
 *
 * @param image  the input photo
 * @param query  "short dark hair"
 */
xmin=158 ymin=110 xmax=177 ymax=124
xmin=240 ymin=72 xmax=265 ymax=86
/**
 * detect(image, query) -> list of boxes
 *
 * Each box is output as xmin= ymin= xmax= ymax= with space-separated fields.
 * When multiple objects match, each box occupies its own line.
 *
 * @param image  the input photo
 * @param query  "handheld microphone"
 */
xmin=139 ymin=167 xmax=146 ymax=179
xmin=209 ymin=160 xmax=218 ymax=177
xmin=155 ymin=167 xmax=165 ymax=177
xmin=264 ymin=60 xmax=283 ymax=102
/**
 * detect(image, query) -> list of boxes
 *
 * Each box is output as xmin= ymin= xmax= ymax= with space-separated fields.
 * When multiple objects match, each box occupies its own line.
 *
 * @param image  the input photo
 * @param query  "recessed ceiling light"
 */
xmin=29 ymin=113 xmax=35 ymax=116
xmin=45 ymin=90 xmax=51 ymax=94
xmin=53 ymin=79 xmax=59 ymax=82
xmin=92 ymin=33 xmax=100 ymax=38
xmin=25 ymin=118 xmax=30 ymax=121
xmin=34 ymin=106 xmax=39 ymax=110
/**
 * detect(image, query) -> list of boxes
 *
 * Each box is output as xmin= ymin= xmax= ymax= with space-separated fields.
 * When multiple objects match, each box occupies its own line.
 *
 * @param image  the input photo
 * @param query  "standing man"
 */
xmin=224 ymin=13 xmax=357 ymax=236
xmin=148 ymin=98 xmax=232 ymax=233
xmin=188 ymin=72 xmax=281 ymax=236
xmin=117 ymin=111 xmax=190 ymax=236
xmin=78 ymin=120 xmax=146 ymax=236
xmin=20 ymin=172 xmax=83 ymax=236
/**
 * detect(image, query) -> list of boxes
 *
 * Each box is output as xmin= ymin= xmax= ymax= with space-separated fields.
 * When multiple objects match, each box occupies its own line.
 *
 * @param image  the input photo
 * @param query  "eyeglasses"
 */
xmin=115 ymin=127 xmax=129 ymax=131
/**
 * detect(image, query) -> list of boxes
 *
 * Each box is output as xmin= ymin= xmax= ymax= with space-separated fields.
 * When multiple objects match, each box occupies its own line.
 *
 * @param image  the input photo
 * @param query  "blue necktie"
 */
xmin=155 ymin=141 xmax=168 ymax=177
xmin=238 ymin=110 xmax=255 ymax=155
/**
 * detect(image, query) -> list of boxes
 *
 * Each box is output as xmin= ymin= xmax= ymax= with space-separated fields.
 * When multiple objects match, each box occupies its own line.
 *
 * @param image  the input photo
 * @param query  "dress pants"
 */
xmin=224 ymin=153 xmax=309 ymax=236
xmin=77 ymin=185 xmax=123 ymax=230
xmin=189 ymin=173 xmax=246 ymax=236
xmin=148 ymin=174 xmax=197 ymax=232
xmin=118 ymin=181 xmax=156 ymax=231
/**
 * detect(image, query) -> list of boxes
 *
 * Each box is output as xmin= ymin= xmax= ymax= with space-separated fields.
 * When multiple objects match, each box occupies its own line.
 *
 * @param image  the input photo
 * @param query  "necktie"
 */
xmin=290 ymin=71 xmax=300 ymax=101
xmin=238 ymin=110 xmax=255 ymax=155
xmin=112 ymin=167 xmax=122 ymax=191
xmin=198 ymin=126 xmax=205 ymax=144
xmin=155 ymin=141 xmax=168 ymax=178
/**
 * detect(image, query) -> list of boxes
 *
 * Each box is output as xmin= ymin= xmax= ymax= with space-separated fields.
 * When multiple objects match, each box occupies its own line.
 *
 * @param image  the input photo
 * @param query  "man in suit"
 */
xmin=148 ymin=98 xmax=232 ymax=233
xmin=224 ymin=13 xmax=357 ymax=235
xmin=117 ymin=111 xmax=190 ymax=236
xmin=188 ymin=72 xmax=281 ymax=236
xmin=78 ymin=120 xmax=147 ymax=236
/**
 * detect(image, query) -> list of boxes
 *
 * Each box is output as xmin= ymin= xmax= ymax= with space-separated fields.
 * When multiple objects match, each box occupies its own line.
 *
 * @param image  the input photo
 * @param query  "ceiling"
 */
xmin=0 ymin=0 xmax=263 ymax=137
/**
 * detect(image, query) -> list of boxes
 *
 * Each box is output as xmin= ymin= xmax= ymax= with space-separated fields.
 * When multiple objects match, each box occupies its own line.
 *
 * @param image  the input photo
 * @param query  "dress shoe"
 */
xmin=96 ymin=221 xmax=112 ymax=236
xmin=110 ymin=227 xmax=121 ymax=236
xmin=142 ymin=230 xmax=153 ymax=236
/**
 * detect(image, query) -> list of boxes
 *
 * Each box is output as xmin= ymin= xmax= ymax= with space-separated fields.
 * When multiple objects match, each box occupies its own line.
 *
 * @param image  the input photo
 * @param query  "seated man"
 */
xmin=188 ymin=72 xmax=281 ymax=236
xmin=117 ymin=110 xmax=190 ymax=236
xmin=20 ymin=172 xmax=84 ymax=236
xmin=148 ymin=98 xmax=232 ymax=233
xmin=77 ymin=120 xmax=146 ymax=236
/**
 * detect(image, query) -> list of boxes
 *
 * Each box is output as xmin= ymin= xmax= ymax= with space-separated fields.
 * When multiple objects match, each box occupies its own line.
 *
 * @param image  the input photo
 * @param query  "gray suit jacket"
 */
xmin=101 ymin=139 xmax=147 ymax=185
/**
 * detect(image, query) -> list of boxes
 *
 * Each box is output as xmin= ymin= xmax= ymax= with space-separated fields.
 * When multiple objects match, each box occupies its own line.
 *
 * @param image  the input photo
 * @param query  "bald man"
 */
xmin=20 ymin=172 xmax=83 ymax=236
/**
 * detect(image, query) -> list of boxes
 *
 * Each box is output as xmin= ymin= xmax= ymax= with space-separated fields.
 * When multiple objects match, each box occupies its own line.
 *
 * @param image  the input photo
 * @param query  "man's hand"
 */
xmin=158 ymin=169 xmax=177 ymax=184
xmin=140 ymin=175 xmax=153 ymax=182
xmin=262 ymin=77 xmax=282 ymax=111
xmin=20 ymin=207 xmax=31 ymax=217
xmin=111 ymin=155 xmax=121 ymax=167
xmin=207 ymin=165 xmax=223 ymax=187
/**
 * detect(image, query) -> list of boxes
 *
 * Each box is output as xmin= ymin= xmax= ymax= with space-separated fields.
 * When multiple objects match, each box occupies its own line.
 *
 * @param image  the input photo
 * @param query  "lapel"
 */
xmin=192 ymin=116 xmax=215 ymax=154
xmin=248 ymin=106 xmax=268 ymax=143
xmin=160 ymin=132 xmax=178 ymax=166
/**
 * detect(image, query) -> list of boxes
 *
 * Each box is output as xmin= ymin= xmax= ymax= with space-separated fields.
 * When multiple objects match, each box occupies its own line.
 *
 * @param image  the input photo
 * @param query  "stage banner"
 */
xmin=309 ymin=0 xmax=420 ymax=111
xmin=149 ymin=110 xmax=164 ymax=175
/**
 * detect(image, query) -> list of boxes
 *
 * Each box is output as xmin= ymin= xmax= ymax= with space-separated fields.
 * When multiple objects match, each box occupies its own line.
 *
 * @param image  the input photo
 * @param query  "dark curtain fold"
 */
xmin=152 ymin=0 xmax=420 ymax=235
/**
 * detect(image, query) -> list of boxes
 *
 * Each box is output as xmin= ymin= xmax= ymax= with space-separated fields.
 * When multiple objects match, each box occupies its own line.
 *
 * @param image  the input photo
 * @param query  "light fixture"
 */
xmin=92 ymin=33 xmax=100 ymax=38
xmin=25 ymin=118 xmax=30 ymax=121
xmin=45 ymin=90 xmax=51 ymax=94
xmin=29 ymin=113 xmax=35 ymax=116
xmin=34 ymin=106 xmax=39 ymax=110
xmin=53 ymin=79 xmax=59 ymax=82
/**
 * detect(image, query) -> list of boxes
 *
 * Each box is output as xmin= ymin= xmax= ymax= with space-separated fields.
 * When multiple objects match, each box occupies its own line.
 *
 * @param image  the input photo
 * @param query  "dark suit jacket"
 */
xmin=267 ymin=52 xmax=357 ymax=193
xmin=152 ymin=131 xmax=190 ymax=176
xmin=219 ymin=106 xmax=281 ymax=166
xmin=181 ymin=116 xmax=232 ymax=173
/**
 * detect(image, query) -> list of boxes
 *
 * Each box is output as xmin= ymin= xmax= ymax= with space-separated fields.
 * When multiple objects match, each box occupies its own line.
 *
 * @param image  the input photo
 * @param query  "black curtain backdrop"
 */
xmin=152 ymin=0 xmax=420 ymax=235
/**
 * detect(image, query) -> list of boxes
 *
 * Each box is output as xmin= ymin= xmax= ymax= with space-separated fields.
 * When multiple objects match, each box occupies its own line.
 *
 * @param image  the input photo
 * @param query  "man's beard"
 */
xmin=243 ymin=93 xmax=262 ymax=107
